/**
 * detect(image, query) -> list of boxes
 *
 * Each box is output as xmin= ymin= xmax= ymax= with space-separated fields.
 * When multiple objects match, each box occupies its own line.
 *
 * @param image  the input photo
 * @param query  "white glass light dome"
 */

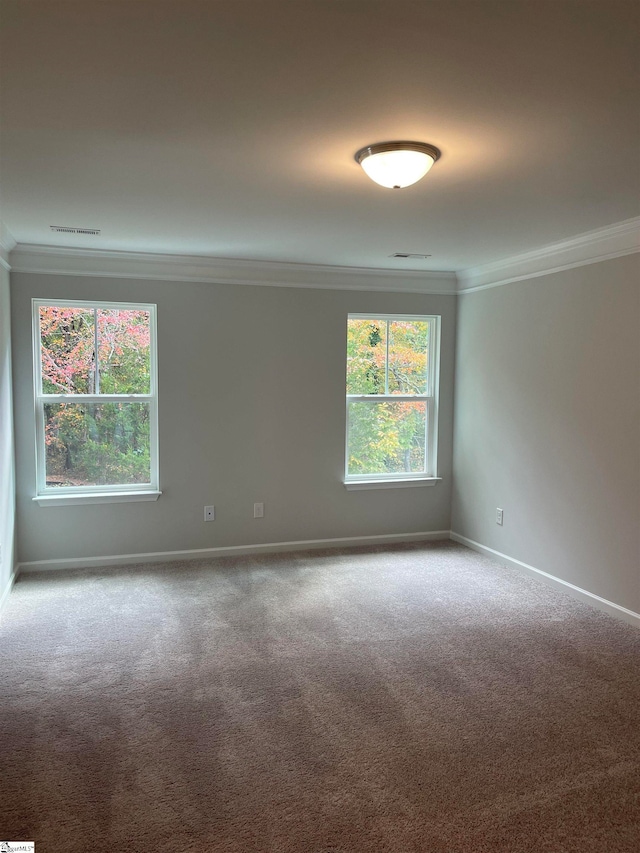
xmin=355 ymin=141 xmax=441 ymax=189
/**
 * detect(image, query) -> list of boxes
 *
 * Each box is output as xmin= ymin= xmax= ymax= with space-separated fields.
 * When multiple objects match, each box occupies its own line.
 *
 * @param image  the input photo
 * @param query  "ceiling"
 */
xmin=1 ymin=0 xmax=638 ymax=272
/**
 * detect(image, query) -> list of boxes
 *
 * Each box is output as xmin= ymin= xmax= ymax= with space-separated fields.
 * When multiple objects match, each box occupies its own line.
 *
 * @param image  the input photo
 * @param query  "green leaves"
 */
xmin=39 ymin=305 xmax=152 ymax=487
xmin=347 ymin=401 xmax=426 ymax=475
xmin=346 ymin=317 xmax=430 ymax=477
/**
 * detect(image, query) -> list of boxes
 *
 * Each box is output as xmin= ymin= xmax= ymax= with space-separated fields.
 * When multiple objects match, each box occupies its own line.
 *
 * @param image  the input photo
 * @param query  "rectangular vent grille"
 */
xmin=50 ymin=225 xmax=101 ymax=236
xmin=390 ymin=252 xmax=432 ymax=259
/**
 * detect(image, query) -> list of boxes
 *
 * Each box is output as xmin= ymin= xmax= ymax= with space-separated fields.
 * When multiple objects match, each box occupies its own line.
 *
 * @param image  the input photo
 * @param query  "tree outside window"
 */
xmin=346 ymin=315 xmax=439 ymax=481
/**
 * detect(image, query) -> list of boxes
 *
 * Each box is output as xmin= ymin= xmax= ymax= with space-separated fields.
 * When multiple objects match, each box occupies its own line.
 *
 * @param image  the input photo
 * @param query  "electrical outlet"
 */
xmin=254 ymin=502 xmax=264 ymax=518
xmin=204 ymin=505 xmax=215 ymax=522
xmin=496 ymin=507 xmax=504 ymax=526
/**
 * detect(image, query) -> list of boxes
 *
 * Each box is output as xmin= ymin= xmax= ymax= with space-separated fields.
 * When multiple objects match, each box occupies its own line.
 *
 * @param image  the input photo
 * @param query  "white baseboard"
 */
xmin=17 ymin=530 xmax=452 ymax=574
xmin=450 ymin=532 xmax=640 ymax=629
xmin=0 ymin=568 xmax=17 ymax=620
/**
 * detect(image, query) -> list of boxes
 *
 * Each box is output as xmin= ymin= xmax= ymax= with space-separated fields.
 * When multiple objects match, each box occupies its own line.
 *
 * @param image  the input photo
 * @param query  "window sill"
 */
xmin=344 ymin=478 xmax=442 ymax=491
xmin=33 ymin=490 xmax=162 ymax=507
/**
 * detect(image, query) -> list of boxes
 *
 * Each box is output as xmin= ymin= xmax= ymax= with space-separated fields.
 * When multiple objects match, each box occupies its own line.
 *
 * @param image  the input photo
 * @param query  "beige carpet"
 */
xmin=1 ymin=541 xmax=639 ymax=852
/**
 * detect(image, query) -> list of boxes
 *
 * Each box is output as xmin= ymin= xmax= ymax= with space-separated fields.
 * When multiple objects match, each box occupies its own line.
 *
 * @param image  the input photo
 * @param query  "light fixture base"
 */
xmin=354 ymin=141 xmax=441 ymax=165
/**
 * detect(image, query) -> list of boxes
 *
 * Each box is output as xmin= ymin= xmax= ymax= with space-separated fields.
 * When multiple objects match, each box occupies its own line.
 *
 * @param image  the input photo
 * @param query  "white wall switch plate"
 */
xmin=496 ymin=507 xmax=504 ymax=525
xmin=254 ymin=502 xmax=264 ymax=518
xmin=204 ymin=505 xmax=215 ymax=521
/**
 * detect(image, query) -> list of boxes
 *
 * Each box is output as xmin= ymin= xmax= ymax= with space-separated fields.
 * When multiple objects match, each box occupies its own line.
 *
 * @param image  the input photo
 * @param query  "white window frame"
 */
xmin=32 ymin=298 xmax=160 ymax=505
xmin=345 ymin=313 xmax=441 ymax=487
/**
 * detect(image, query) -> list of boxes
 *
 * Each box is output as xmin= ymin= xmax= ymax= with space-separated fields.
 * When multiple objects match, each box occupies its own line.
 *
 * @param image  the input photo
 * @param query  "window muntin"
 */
xmin=33 ymin=300 xmax=158 ymax=495
xmin=345 ymin=314 xmax=439 ymax=481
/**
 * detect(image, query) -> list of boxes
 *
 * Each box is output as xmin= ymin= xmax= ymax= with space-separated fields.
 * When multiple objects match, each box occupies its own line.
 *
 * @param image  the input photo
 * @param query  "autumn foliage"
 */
xmin=39 ymin=307 xmax=429 ymax=487
xmin=39 ymin=306 xmax=152 ymax=487
xmin=346 ymin=319 xmax=430 ymax=476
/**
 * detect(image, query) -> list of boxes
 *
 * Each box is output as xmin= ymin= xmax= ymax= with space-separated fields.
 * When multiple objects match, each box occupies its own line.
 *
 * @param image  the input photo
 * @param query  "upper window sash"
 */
xmin=34 ymin=299 xmax=157 ymax=398
xmin=346 ymin=314 xmax=435 ymax=398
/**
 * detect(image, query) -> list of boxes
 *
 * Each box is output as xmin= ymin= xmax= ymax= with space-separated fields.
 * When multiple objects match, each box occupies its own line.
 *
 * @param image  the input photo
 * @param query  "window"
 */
xmin=345 ymin=314 xmax=440 ymax=485
xmin=33 ymin=299 xmax=159 ymax=503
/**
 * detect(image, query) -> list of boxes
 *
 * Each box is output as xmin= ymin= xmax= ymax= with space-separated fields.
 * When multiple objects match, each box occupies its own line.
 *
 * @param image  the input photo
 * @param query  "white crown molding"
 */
xmin=457 ymin=216 xmax=640 ymax=293
xmin=8 ymin=217 xmax=639 ymax=294
xmin=0 ymin=222 xmax=17 ymax=270
xmin=9 ymin=243 xmax=458 ymax=295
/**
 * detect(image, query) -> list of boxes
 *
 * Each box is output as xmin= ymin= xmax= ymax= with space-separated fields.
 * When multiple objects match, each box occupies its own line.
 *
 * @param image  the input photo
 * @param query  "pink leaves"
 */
xmin=39 ymin=306 xmax=150 ymax=394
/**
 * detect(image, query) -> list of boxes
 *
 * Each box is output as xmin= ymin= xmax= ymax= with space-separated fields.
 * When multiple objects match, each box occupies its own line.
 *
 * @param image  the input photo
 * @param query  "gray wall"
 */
xmin=452 ymin=254 xmax=640 ymax=613
xmin=12 ymin=273 xmax=456 ymax=564
xmin=0 ymin=263 xmax=16 ymax=604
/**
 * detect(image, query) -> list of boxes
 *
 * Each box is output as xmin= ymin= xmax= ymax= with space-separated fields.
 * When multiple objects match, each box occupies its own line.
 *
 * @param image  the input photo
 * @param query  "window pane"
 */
xmin=388 ymin=320 xmax=428 ymax=395
xmin=39 ymin=306 xmax=95 ymax=394
xmin=346 ymin=318 xmax=387 ymax=394
xmin=347 ymin=400 xmax=426 ymax=476
xmin=44 ymin=402 xmax=151 ymax=487
xmin=97 ymin=309 xmax=151 ymax=394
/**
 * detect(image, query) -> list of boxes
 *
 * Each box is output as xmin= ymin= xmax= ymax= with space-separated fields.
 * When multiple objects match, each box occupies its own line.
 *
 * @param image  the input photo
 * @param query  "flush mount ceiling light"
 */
xmin=355 ymin=141 xmax=441 ymax=189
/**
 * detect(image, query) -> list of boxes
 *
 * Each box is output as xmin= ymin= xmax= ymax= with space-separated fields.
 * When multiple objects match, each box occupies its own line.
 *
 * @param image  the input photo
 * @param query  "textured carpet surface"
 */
xmin=1 ymin=541 xmax=639 ymax=852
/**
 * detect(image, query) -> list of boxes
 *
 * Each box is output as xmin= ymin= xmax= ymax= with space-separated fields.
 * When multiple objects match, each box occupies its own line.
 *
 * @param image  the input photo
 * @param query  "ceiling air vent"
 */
xmin=50 ymin=225 xmax=101 ymax=236
xmin=390 ymin=252 xmax=432 ymax=259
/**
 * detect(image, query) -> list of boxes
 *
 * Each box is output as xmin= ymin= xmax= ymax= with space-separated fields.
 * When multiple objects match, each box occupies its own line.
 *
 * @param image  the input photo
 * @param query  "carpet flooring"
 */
xmin=1 ymin=541 xmax=639 ymax=852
